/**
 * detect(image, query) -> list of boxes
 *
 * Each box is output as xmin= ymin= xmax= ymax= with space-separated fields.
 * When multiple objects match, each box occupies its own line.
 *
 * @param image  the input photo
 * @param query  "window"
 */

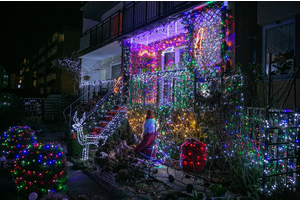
xmin=160 ymin=46 xmax=186 ymax=71
xmin=263 ymin=19 xmax=295 ymax=75
xmin=111 ymin=64 xmax=121 ymax=78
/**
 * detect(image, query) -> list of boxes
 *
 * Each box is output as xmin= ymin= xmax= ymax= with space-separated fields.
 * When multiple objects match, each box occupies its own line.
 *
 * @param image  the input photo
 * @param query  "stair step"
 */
xmin=99 ymin=120 xmax=109 ymax=124
xmin=109 ymin=110 xmax=120 ymax=113
xmin=89 ymin=132 xmax=99 ymax=136
xmin=94 ymin=126 xmax=104 ymax=130
xmin=104 ymin=115 xmax=115 ymax=118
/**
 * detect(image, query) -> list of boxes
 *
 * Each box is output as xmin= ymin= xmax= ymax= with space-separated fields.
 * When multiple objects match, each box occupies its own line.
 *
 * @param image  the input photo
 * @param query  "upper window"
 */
xmin=263 ymin=19 xmax=295 ymax=75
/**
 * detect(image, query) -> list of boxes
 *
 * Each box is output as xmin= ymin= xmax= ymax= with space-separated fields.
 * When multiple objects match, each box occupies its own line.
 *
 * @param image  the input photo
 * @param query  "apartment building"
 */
xmin=22 ymin=26 xmax=81 ymax=96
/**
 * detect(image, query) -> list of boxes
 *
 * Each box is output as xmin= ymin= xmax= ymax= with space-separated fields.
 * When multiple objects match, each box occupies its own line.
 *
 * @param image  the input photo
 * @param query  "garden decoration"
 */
xmin=164 ymin=138 xmax=207 ymax=193
xmin=1 ymin=125 xmax=37 ymax=160
xmin=180 ymin=137 xmax=207 ymax=173
xmin=28 ymin=192 xmax=38 ymax=200
xmin=12 ymin=143 xmax=68 ymax=197
xmin=72 ymin=78 xmax=126 ymax=160
xmin=134 ymin=109 xmax=159 ymax=159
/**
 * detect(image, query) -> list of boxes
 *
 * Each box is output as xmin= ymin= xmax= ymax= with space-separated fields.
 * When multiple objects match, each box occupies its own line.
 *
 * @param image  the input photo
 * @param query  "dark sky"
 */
xmin=0 ymin=1 xmax=82 ymax=74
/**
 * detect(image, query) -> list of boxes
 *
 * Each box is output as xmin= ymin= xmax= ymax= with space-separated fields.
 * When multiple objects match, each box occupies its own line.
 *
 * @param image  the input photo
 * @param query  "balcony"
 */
xmin=79 ymin=10 xmax=123 ymax=56
xmin=79 ymin=1 xmax=203 ymax=56
xmin=122 ymin=1 xmax=202 ymax=34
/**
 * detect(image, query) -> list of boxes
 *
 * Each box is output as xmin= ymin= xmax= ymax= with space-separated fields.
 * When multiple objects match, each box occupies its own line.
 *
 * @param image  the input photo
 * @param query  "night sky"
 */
xmin=0 ymin=1 xmax=82 ymax=74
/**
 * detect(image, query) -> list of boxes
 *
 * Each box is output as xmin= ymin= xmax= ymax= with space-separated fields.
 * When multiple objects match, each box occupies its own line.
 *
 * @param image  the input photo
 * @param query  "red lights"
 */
xmin=180 ymin=138 xmax=207 ymax=173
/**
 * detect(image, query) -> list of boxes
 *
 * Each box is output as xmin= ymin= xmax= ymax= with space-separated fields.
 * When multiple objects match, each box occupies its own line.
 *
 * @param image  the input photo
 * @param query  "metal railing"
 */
xmin=122 ymin=1 xmax=197 ymax=34
xmin=64 ymin=78 xmax=122 ymax=130
xmin=63 ymin=79 xmax=115 ymax=130
xmin=79 ymin=1 xmax=201 ymax=55
xmin=86 ymin=79 xmax=122 ymax=118
xmin=71 ymin=78 xmax=124 ymax=160
xmin=80 ymin=10 xmax=122 ymax=53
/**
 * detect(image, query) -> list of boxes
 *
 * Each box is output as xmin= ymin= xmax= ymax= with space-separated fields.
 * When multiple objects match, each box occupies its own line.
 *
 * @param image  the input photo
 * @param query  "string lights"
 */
xmin=12 ymin=143 xmax=68 ymax=197
xmin=1 ymin=125 xmax=37 ymax=159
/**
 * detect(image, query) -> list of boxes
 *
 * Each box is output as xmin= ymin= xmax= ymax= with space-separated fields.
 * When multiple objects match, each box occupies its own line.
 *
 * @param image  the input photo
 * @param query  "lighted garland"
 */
xmin=123 ymin=41 xmax=131 ymax=104
xmin=262 ymin=112 xmax=299 ymax=193
xmin=12 ymin=143 xmax=68 ymax=197
xmin=129 ymin=69 xmax=194 ymax=109
xmin=1 ymin=125 xmax=37 ymax=159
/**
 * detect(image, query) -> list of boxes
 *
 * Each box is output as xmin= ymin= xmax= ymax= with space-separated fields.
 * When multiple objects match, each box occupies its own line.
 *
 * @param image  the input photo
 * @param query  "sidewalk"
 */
xmin=67 ymin=169 xmax=111 ymax=200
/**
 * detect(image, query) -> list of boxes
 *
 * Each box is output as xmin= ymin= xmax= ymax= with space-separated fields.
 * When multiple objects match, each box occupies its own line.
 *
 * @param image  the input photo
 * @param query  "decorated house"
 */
xmin=69 ymin=1 xmax=300 ymax=195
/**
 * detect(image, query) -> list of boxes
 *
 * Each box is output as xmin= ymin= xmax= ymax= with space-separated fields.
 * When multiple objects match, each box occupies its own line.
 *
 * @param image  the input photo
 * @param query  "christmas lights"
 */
xmin=1 ymin=125 xmax=37 ymax=159
xmin=12 ymin=143 xmax=68 ymax=197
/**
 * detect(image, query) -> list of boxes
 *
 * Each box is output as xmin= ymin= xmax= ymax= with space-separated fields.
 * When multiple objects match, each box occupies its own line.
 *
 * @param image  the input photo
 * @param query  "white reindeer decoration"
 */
xmin=72 ymin=111 xmax=89 ymax=160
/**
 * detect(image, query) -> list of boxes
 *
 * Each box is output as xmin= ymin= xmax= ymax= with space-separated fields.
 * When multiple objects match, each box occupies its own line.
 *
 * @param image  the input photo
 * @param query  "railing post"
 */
xmin=118 ymin=10 xmax=121 ymax=35
xmin=69 ymin=105 xmax=72 ymax=131
xmin=145 ymin=1 xmax=148 ymax=22
xmin=133 ymin=1 xmax=135 ymax=28
xmin=101 ymin=22 xmax=103 ymax=43
xmin=109 ymin=16 xmax=112 ymax=39
xmin=95 ymin=25 xmax=97 ymax=45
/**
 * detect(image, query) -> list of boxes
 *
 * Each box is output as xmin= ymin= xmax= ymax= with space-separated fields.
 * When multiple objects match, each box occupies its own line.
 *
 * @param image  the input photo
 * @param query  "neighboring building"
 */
xmin=257 ymin=1 xmax=300 ymax=111
xmin=16 ymin=26 xmax=82 ymax=122
xmin=23 ymin=26 xmax=81 ymax=97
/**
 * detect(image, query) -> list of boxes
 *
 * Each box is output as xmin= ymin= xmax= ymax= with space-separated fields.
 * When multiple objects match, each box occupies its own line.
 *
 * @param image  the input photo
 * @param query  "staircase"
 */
xmin=90 ymin=105 xmax=125 ymax=140
xmin=63 ymin=79 xmax=118 ymax=130
xmin=71 ymin=78 xmax=127 ymax=160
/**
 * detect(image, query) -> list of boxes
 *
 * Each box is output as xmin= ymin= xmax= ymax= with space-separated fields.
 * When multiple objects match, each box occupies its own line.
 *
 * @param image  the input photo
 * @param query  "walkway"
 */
xmin=67 ymin=169 xmax=110 ymax=200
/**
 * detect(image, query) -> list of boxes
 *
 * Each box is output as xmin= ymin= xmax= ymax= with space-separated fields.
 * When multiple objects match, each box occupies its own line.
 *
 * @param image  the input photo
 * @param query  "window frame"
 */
xmin=262 ymin=18 xmax=295 ymax=78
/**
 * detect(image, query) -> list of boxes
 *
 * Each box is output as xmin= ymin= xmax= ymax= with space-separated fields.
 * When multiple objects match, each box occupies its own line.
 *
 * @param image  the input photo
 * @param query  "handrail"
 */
xmin=72 ymin=77 xmax=124 ymax=160
xmin=63 ymin=84 xmax=96 ymax=120
xmin=74 ymin=79 xmax=117 ymax=116
xmin=64 ymin=78 xmax=118 ymax=130
xmin=86 ymin=77 xmax=122 ymax=119
xmin=86 ymin=105 xmax=127 ymax=146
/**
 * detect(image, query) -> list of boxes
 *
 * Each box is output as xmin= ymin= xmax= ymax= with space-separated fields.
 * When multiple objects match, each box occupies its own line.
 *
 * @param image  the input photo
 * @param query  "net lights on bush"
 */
xmin=12 ymin=143 xmax=68 ymax=197
xmin=1 ymin=125 xmax=37 ymax=159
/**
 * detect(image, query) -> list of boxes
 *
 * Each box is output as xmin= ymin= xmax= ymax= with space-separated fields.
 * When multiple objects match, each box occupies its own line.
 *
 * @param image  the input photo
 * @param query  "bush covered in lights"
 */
xmin=0 ymin=125 xmax=37 ymax=160
xmin=12 ymin=143 xmax=68 ymax=197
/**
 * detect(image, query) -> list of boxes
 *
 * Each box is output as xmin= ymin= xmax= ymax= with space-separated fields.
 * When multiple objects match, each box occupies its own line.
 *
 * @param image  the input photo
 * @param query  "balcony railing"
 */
xmin=79 ymin=10 xmax=122 ymax=54
xmin=79 ymin=1 xmax=203 ymax=55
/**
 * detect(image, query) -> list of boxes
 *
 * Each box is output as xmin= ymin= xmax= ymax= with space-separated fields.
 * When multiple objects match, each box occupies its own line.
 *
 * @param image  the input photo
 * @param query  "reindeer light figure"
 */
xmin=72 ymin=111 xmax=89 ymax=160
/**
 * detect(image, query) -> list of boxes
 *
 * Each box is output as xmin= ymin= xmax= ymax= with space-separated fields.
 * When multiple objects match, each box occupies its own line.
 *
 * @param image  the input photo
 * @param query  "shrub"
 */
xmin=0 ymin=125 xmax=37 ymax=160
xmin=12 ymin=143 xmax=68 ymax=197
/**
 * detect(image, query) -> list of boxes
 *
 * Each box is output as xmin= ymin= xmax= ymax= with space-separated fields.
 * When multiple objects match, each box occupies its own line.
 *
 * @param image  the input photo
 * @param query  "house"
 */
xmin=72 ymin=1 xmax=299 ymax=193
xmin=74 ymin=0 xmax=257 ymax=159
